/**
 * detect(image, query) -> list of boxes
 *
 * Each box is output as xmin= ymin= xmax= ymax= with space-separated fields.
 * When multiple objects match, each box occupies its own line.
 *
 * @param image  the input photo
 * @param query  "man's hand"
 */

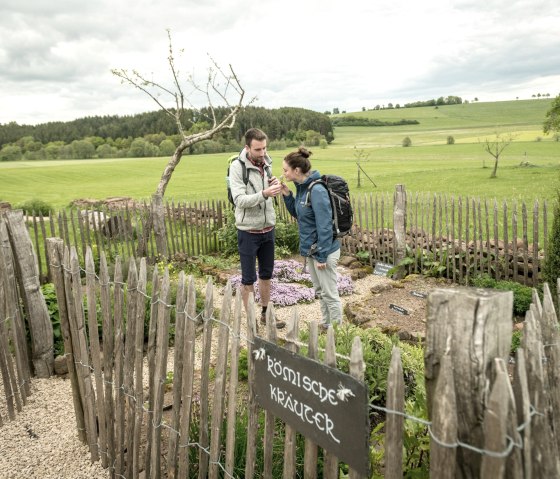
xmin=263 ymin=183 xmax=282 ymax=198
xmin=317 ymin=262 xmax=327 ymax=270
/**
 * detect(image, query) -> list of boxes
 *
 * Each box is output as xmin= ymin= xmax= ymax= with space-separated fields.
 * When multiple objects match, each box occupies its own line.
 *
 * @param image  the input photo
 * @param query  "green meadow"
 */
xmin=1 ymin=99 xmax=558 ymax=209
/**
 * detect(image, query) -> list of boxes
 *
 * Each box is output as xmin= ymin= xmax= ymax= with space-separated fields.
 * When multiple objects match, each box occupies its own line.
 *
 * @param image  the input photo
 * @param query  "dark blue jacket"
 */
xmin=283 ymin=170 xmax=340 ymax=263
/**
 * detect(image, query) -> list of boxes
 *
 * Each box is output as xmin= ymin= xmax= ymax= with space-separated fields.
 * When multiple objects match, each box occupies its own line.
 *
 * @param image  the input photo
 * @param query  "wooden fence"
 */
xmin=0 ymin=210 xmax=52 ymax=428
xmin=42 ymin=239 xmax=560 ymax=478
xmin=45 ymin=241 xmax=369 ymax=478
xmin=26 ymin=187 xmax=551 ymax=287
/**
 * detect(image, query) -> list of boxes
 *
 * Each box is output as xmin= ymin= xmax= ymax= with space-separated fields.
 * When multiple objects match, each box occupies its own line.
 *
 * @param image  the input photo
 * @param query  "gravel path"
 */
xmin=0 ymin=272 xmax=389 ymax=478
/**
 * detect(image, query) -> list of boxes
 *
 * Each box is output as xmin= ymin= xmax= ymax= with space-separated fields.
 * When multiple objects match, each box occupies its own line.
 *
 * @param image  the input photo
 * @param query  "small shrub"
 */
xmin=17 ymin=199 xmax=53 ymax=216
xmin=469 ymin=274 xmax=534 ymax=317
xmin=402 ymin=136 xmax=412 ymax=147
xmin=447 ymin=135 xmax=455 ymax=145
xmin=41 ymin=283 xmax=64 ymax=355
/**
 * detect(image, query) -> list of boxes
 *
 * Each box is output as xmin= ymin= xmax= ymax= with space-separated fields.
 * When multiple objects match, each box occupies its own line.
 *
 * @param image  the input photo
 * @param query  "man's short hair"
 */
xmin=244 ymin=128 xmax=268 ymax=147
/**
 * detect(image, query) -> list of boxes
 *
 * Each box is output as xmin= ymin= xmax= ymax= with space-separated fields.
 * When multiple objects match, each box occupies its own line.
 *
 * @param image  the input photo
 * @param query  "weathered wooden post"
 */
xmin=425 ymin=287 xmax=513 ymax=478
xmin=3 ymin=210 xmax=53 ymax=377
xmin=152 ymin=193 xmax=168 ymax=258
xmin=393 ymin=184 xmax=406 ymax=279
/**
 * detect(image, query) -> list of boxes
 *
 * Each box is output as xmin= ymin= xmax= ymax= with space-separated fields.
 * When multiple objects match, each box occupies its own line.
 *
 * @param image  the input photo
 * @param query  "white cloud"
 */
xmin=0 ymin=0 xmax=559 ymax=125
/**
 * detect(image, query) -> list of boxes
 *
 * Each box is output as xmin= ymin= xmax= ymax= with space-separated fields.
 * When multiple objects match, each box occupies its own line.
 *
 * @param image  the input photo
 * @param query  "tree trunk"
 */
xmin=491 ymin=156 xmax=499 ymax=178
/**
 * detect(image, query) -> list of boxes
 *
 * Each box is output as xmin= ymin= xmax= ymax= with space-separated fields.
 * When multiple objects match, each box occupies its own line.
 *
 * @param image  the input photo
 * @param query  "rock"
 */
xmin=370 ymin=283 xmax=393 ymax=294
xmin=339 ymin=256 xmax=357 ymax=267
xmin=54 ymin=355 xmax=68 ymax=375
xmin=344 ymin=301 xmax=375 ymax=325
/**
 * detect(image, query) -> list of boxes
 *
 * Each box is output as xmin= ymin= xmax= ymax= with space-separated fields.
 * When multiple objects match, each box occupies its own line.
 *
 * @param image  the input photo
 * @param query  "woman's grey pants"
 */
xmin=308 ymin=249 xmax=342 ymax=325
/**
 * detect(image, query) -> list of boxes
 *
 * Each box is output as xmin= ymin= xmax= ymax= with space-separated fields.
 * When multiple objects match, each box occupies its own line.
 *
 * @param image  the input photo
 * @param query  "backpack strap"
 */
xmin=305 ymin=179 xmax=340 ymax=238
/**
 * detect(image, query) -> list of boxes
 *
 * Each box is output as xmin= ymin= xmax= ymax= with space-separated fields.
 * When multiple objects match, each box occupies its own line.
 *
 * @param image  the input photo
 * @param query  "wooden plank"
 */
xmin=532 ymin=201 xmax=539 ymax=286
xmin=522 ymin=308 xmax=558 ymax=476
xmin=429 ymin=351 xmax=457 ymax=478
xmin=512 ymin=348 xmax=531 ymax=479
xmin=512 ymin=202 xmax=518 ymax=281
xmin=263 ymin=303 xmax=279 ymax=479
xmin=1 ymin=222 xmax=31 ymax=400
xmin=349 ymin=336 xmax=366 ymax=479
xmin=209 ymin=281 xmax=233 ymax=479
xmin=177 ymin=275 xmax=198 ymax=479
xmin=225 ymin=287 xmax=243 ymax=475
xmin=425 ymin=287 xmax=513 ymax=477
xmin=0 ymin=284 xmax=18 ymax=420
xmin=85 ymin=248 xmax=108 ymax=467
xmin=168 ymin=272 xmax=188 ymax=478
xmin=132 ymin=259 xmax=147 ymax=478
xmin=323 ymin=327 xmax=339 ymax=478
xmin=123 ymin=259 xmax=139 ymax=479
xmin=282 ymin=309 xmax=300 ymax=479
xmin=522 ymin=202 xmax=529 ymax=283
xmin=493 ymin=200 xmax=499 ymax=279
xmin=4 ymin=210 xmax=53 ymax=377
xmin=385 ymin=347 xmax=404 ymax=479
xmin=69 ymin=246 xmax=99 ymax=461
xmin=457 ymin=196 xmax=464 ymax=283
xmin=540 ymin=283 xmax=560 ymax=454
xmin=98 ymin=252 xmax=115 ymax=472
xmin=198 ymin=278 xmax=215 ymax=479
xmin=145 ymin=266 xmax=160 ymax=479
xmin=480 ymin=359 xmax=509 ymax=478
xmin=244 ymin=292 xmax=259 ymax=479
xmin=149 ymin=268 xmax=171 ymax=479
xmin=503 ymin=202 xmax=510 ymax=280
xmin=112 ymin=257 xmax=126 ymax=477
xmin=304 ymin=321 xmax=319 ymax=479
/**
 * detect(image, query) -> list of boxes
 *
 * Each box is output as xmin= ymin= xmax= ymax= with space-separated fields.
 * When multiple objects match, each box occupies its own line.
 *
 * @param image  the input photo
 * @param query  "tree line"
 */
xmin=0 ymin=106 xmax=335 ymax=161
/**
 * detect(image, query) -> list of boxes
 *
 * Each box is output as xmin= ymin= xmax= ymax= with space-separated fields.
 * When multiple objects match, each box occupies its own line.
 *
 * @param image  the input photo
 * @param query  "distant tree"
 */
xmin=333 ymin=107 xmax=340 ymax=114
xmin=474 ymin=97 xmax=479 ymax=102
xmin=402 ymin=136 xmax=412 ymax=147
xmin=112 ymin=29 xmax=247 ymax=256
xmin=387 ymin=103 xmax=393 ymax=109
xmin=481 ymin=132 xmax=512 ymax=178
xmin=324 ymin=111 xmax=331 ymax=115
xmin=0 ymin=144 xmax=22 ymax=161
xmin=447 ymin=135 xmax=455 ymax=145
xmin=158 ymin=138 xmax=176 ymax=156
xmin=71 ymin=139 xmax=95 ymax=159
xmin=543 ymin=94 xmax=560 ymax=135
xmin=96 ymin=143 xmax=114 ymax=158
xmin=362 ymin=107 xmax=366 ymax=111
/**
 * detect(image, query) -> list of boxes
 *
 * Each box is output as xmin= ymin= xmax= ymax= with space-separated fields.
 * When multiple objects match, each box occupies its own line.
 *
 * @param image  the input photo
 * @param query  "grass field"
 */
xmin=1 ymin=99 xmax=558 ymax=209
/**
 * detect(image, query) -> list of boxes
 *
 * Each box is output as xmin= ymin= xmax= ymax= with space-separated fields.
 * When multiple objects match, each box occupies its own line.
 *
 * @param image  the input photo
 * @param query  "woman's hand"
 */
xmin=280 ymin=183 xmax=291 ymax=196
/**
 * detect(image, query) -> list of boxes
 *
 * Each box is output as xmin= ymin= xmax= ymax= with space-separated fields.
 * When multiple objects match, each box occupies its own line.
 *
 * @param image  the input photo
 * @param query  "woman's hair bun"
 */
xmin=298 ymin=147 xmax=312 ymax=158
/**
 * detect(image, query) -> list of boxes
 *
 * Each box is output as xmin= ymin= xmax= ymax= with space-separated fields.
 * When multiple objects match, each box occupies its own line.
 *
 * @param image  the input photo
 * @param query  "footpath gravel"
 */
xmin=0 ymin=272 xmax=390 ymax=478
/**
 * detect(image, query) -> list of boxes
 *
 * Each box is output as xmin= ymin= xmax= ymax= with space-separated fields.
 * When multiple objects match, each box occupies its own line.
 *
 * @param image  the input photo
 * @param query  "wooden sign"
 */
xmin=410 ymin=290 xmax=428 ymax=299
xmin=253 ymin=337 xmax=370 ymax=476
xmin=373 ymin=261 xmax=392 ymax=276
xmin=389 ymin=303 xmax=409 ymax=315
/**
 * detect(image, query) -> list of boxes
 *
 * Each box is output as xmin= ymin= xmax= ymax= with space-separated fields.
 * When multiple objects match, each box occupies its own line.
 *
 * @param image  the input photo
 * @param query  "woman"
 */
xmin=280 ymin=147 xmax=342 ymax=329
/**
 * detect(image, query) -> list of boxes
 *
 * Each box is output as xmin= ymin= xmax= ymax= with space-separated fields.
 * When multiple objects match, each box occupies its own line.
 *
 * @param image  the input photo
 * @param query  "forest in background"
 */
xmin=0 ymin=106 xmax=334 ymax=160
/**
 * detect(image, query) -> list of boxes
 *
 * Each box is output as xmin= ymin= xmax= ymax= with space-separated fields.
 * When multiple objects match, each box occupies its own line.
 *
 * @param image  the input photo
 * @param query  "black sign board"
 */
xmin=373 ymin=261 xmax=392 ymax=276
xmin=410 ymin=290 xmax=428 ymax=299
xmin=389 ymin=303 xmax=409 ymax=315
xmin=253 ymin=337 xmax=370 ymax=476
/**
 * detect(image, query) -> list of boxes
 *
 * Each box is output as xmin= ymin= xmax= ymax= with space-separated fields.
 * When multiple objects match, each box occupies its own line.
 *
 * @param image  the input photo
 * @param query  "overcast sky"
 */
xmin=1 ymin=0 xmax=559 ymax=125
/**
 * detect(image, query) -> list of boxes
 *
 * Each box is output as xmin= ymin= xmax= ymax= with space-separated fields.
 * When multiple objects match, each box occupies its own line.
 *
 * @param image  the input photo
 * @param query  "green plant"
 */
xmin=469 ymin=274 xmax=534 ymax=317
xmin=402 ymin=136 xmax=412 ymax=147
xmin=511 ymin=329 xmax=522 ymax=355
xmin=41 ymin=283 xmax=64 ymax=355
xmin=543 ymin=189 xmax=560 ymax=301
xmin=17 ymin=198 xmax=53 ymax=216
xmin=355 ymin=250 xmax=370 ymax=264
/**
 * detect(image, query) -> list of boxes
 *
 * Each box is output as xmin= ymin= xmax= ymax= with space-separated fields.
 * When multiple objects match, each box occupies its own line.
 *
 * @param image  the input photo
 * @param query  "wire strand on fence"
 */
xmin=45 ymin=258 xmax=553 ymax=476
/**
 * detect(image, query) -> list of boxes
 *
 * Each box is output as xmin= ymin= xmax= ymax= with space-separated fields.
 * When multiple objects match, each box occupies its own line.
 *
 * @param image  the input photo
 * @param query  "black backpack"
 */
xmin=305 ymin=175 xmax=353 ymax=238
xmin=226 ymin=154 xmax=272 ymax=207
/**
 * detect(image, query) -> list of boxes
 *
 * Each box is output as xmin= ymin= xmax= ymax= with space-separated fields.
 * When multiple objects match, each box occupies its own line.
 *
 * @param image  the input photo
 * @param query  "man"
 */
xmin=229 ymin=128 xmax=285 ymax=329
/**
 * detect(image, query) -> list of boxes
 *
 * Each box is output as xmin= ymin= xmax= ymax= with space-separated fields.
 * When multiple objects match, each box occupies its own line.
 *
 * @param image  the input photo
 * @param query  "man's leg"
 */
xmin=238 ymin=229 xmax=258 ymax=310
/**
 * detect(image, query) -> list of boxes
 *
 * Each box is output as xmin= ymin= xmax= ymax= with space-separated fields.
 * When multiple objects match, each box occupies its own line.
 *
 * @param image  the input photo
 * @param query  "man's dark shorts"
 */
xmin=237 ymin=229 xmax=275 ymax=285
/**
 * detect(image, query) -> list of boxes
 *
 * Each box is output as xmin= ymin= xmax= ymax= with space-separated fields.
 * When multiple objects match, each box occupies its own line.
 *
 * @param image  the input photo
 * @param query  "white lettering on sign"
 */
xmin=270 ymin=384 xmax=340 ymax=443
xmin=267 ymin=355 xmax=339 ymax=406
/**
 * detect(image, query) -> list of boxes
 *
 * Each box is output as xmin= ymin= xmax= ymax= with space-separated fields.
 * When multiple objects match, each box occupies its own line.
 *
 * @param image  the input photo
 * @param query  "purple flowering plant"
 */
xmin=229 ymin=259 xmax=354 ymax=307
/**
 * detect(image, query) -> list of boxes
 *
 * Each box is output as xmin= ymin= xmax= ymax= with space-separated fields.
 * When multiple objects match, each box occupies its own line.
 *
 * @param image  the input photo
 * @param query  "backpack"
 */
xmin=305 ymin=175 xmax=353 ymax=238
xmin=226 ymin=154 xmax=272 ymax=207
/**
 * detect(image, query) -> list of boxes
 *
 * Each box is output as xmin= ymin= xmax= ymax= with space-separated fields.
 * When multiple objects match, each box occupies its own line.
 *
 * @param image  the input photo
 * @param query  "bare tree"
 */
xmin=481 ymin=133 xmax=513 ymax=178
xmin=112 ymin=30 xmax=249 ymax=257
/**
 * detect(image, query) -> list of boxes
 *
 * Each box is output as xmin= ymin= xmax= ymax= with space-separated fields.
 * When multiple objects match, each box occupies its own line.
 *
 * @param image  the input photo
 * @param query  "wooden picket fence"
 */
xmin=2 ymin=209 xmax=560 ymax=478
xmin=27 ymin=188 xmax=551 ymax=287
xmin=44 ymin=240 xmax=369 ymax=478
